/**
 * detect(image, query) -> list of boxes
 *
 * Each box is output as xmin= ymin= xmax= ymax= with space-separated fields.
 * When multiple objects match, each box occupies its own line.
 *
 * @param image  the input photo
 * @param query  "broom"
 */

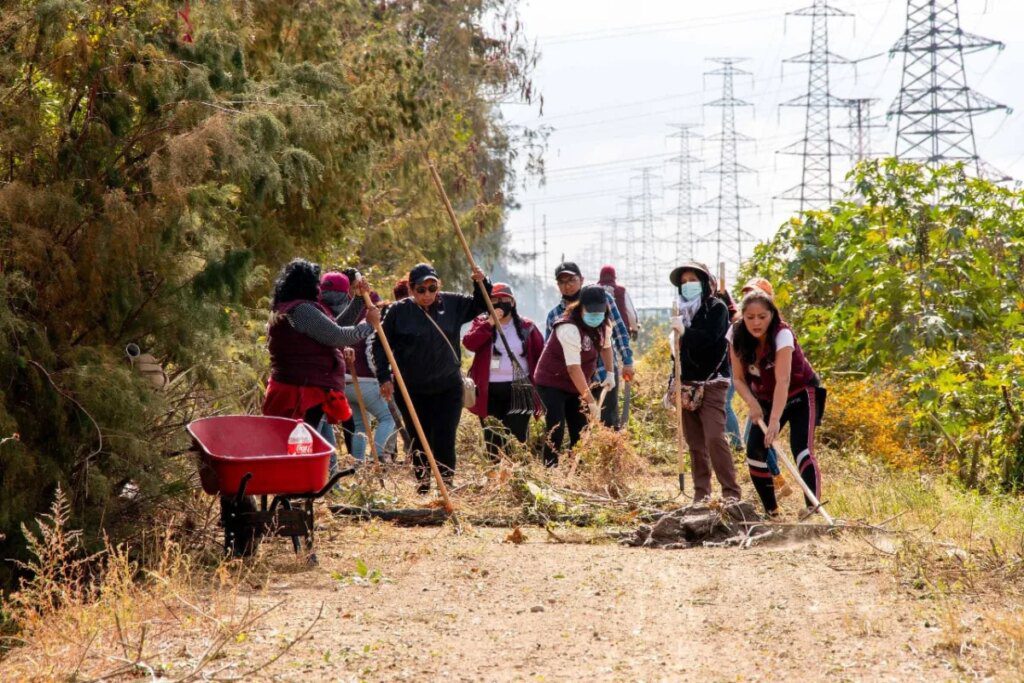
xmin=426 ymin=160 xmax=538 ymax=416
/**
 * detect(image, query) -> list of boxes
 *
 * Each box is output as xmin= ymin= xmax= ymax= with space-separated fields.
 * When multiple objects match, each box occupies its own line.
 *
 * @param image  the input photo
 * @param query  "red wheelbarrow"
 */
xmin=187 ymin=415 xmax=354 ymax=563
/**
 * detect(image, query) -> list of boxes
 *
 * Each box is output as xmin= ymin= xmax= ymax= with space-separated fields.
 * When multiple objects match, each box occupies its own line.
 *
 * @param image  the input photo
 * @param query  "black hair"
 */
xmin=342 ymin=267 xmax=359 ymax=283
xmin=492 ymin=303 xmax=529 ymax=359
xmin=731 ymin=289 xmax=785 ymax=366
xmin=271 ymin=258 xmax=321 ymax=307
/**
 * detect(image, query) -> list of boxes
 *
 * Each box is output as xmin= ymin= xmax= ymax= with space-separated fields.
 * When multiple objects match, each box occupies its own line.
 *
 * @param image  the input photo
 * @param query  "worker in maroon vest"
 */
xmin=534 ymin=285 xmax=614 ymax=466
xmin=262 ymin=258 xmax=380 ymax=467
xmin=463 ymin=283 xmax=545 ymax=461
xmin=730 ymin=289 xmax=824 ymax=516
xmin=597 ymin=265 xmax=639 ymax=340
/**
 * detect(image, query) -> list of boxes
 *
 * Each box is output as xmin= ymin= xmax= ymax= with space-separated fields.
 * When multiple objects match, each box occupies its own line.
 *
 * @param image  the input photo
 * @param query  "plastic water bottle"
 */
xmin=287 ymin=421 xmax=313 ymax=455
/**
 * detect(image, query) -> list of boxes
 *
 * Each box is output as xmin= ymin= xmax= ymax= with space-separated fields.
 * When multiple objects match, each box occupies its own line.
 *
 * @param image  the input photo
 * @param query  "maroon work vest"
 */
xmin=744 ymin=323 xmax=816 ymax=402
xmin=268 ymin=300 xmax=346 ymax=391
xmin=534 ymin=318 xmax=603 ymax=394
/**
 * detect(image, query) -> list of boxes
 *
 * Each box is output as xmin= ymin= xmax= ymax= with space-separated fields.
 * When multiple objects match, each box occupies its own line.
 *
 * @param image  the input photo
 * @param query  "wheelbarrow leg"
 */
xmin=304 ymin=499 xmax=318 ymax=567
xmin=279 ymin=498 xmax=303 ymax=555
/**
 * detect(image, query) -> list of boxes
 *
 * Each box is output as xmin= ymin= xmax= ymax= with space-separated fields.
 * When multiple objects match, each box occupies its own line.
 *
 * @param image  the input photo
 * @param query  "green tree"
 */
xmin=0 ymin=0 xmax=539 ymax=580
xmin=745 ymin=159 xmax=1024 ymax=490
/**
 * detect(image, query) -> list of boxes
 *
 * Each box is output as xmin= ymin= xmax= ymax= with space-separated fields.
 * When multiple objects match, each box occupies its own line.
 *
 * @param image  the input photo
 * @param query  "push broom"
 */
xmin=426 ymin=160 xmax=539 ymax=416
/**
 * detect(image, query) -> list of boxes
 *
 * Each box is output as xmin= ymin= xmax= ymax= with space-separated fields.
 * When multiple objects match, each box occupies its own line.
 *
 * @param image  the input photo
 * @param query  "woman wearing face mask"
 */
xmin=667 ymin=263 xmax=742 ymax=502
xmin=463 ymin=283 xmax=545 ymax=461
xmin=533 ymin=285 xmax=615 ymax=466
xmin=372 ymin=262 xmax=490 ymax=493
xmin=730 ymin=289 xmax=823 ymax=516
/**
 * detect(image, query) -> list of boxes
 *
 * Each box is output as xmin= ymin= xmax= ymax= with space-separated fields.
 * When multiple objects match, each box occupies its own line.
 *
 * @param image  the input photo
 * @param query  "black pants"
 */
xmin=481 ymin=382 xmax=531 ymax=461
xmin=591 ymin=382 xmax=619 ymax=429
xmin=746 ymin=388 xmax=822 ymax=513
xmin=538 ymin=385 xmax=587 ymax=467
xmin=395 ymin=383 xmax=463 ymax=486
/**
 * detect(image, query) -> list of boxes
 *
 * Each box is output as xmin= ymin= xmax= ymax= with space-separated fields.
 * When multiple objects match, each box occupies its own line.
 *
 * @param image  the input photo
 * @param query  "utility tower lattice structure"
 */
xmin=778 ymin=0 xmax=853 ymax=212
xmin=889 ymin=0 xmax=1010 ymax=178
xmin=702 ymin=58 xmax=757 ymax=272
xmin=843 ymin=98 xmax=886 ymax=164
xmin=630 ymin=167 xmax=661 ymax=309
xmin=666 ymin=124 xmax=703 ymax=265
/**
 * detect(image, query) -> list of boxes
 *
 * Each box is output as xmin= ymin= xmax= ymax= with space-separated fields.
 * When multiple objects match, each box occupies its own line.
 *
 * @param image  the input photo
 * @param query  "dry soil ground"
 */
xmin=196 ymin=487 xmax=970 ymax=682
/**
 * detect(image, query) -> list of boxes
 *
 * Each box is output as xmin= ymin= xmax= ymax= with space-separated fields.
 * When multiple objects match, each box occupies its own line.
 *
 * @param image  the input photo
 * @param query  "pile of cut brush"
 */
xmin=620 ymin=499 xmax=839 ymax=549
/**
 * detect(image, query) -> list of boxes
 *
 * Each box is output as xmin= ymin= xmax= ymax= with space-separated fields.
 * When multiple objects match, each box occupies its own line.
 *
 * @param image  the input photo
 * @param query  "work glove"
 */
xmin=600 ymin=373 xmax=616 ymax=390
xmin=670 ymin=316 xmax=686 ymax=335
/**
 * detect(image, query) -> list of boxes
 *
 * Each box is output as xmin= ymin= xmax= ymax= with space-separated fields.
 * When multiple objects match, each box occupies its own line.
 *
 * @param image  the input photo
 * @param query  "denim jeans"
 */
xmin=725 ymin=381 xmax=743 ymax=449
xmin=344 ymin=377 xmax=398 ymax=463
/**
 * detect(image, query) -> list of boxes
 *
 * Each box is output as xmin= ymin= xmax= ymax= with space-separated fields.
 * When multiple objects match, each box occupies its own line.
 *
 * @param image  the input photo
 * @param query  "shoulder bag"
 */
xmin=422 ymin=308 xmax=477 ymax=408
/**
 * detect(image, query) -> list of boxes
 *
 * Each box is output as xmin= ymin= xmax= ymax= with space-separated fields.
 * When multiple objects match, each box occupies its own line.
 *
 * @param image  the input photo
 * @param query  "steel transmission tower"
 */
xmin=889 ymin=0 xmax=1009 ymax=177
xmin=843 ymin=97 xmax=886 ymax=165
xmin=666 ymin=124 xmax=703 ymax=265
xmin=702 ymin=58 xmax=757 ymax=271
xmin=778 ymin=0 xmax=852 ymax=212
xmin=630 ymin=167 xmax=660 ymax=308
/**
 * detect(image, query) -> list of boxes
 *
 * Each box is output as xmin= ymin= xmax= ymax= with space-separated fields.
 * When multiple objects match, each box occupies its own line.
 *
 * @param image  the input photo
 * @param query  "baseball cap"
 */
xmin=579 ymin=285 xmax=608 ymax=313
xmin=408 ymin=263 xmax=440 ymax=286
xmin=554 ymin=261 xmax=582 ymax=279
xmin=741 ymin=277 xmax=775 ymax=298
xmin=491 ymin=282 xmax=515 ymax=300
xmin=320 ymin=272 xmax=350 ymax=293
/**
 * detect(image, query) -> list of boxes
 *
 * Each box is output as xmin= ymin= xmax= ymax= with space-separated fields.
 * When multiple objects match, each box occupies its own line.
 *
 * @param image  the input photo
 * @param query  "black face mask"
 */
xmin=495 ymin=301 xmax=513 ymax=316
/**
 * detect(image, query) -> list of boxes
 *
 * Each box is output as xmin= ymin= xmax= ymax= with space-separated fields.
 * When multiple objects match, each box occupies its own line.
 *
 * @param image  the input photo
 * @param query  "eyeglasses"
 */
xmin=556 ymin=277 xmax=579 ymax=286
xmin=414 ymin=284 xmax=439 ymax=295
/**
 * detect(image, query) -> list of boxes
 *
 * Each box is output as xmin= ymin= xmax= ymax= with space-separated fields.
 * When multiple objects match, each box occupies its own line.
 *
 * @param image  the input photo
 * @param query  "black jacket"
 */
xmin=675 ymin=296 xmax=731 ymax=382
xmin=372 ymin=281 xmax=491 ymax=393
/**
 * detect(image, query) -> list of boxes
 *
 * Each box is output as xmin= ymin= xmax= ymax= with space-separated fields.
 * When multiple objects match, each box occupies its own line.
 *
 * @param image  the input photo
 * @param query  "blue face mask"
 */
xmin=582 ymin=311 xmax=605 ymax=328
xmin=679 ymin=282 xmax=703 ymax=302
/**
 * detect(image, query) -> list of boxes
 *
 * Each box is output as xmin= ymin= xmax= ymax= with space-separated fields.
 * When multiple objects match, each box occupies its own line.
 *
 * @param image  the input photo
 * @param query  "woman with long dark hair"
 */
xmin=730 ymin=289 xmax=822 ymax=516
xmin=667 ymin=263 xmax=742 ymax=502
xmin=534 ymin=285 xmax=615 ymax=466
xmin=372 ymin=263 xmax=491 ymax=493
xmin=262 ymin=259 xmax=379 ymax=447
xmin=463 ymin=283 xmax=544 ymax=460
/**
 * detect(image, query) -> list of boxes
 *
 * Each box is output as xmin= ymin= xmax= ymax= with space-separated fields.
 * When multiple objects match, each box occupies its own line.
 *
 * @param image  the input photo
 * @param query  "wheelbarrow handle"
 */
xmin=312 ymin=468 xmax=356 ymax=499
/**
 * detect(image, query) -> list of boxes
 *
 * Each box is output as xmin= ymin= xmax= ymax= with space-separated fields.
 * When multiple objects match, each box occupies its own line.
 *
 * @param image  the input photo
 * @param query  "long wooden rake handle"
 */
xmin=364 ymin=291 xmax=453 ymax=513
xmin=756 ymin=419 xmax=834 ymax=526
xmin=426 ymin=160 xmax=525 ymax=372
xmin=348 ymin=370 xmax=380 ymax=464
xmin=672 ymin=303 xmax=686 ymax=494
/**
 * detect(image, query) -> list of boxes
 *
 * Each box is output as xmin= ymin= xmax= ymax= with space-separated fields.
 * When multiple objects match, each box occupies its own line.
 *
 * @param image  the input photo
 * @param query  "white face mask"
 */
xmin=679 ymin=282 xmax=703 ymax=302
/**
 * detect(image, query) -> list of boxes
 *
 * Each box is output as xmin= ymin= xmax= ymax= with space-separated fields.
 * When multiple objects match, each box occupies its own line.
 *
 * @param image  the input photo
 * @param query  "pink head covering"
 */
xmin=320 ymin=272 xmax=350 ymax=293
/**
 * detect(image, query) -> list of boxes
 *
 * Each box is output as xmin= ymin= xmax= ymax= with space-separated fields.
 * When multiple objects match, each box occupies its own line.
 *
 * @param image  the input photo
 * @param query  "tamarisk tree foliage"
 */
xmin=0 ymin=0 xmax=539 ymax=579
xmin=745 ymin=160 xmax=1024 ymax=490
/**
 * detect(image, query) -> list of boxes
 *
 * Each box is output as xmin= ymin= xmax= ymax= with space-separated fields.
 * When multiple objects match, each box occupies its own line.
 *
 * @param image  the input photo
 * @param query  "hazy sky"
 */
xmin=500 ymin=0 xmax=1024 ymax=309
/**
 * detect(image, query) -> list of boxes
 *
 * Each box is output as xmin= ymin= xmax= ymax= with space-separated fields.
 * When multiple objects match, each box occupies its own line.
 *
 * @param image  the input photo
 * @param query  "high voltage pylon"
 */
xmin=889 ymin=0 xmax=1011 ymax=179
xmin=702 ymin=58 xmax=757 ymax=272
xmin=666 ymin=124 xmax=703 ymax=265
xmin=630 ymin=166 xmax=661 ymax=308
xmin=778 ymin=0 xmax=853 ymax=212
xmin=843 ymin=97 xmax=886 ymax=165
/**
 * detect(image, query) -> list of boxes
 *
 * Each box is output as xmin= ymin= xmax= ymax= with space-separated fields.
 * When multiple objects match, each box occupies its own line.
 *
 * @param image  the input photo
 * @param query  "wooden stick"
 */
xmin=756 ymin=419 xmax=834 ymax=526
xmin=672 ymin=302 xmax=686 ymax=494
xmin=362 ymin=291 xmax=453 ymax=512
xmin=426 ymin=160 xmax=525 ymax=373
xmin=348 ymin=371 xmax=381 ymax=464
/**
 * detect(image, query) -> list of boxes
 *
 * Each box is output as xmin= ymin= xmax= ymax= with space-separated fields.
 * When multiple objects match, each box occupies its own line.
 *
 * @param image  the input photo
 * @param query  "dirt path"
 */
xmin=224 ymin=515 xmax=955 ymax=682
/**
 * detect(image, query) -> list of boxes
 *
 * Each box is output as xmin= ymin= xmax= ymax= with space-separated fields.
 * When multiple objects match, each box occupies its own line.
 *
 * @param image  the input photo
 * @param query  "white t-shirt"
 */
xmin=555 ymin=322 xmax=612 ymax=366
xmin=725 ymin=324 xmax=794 ymax=350
xmin=490 ymin=320 xmax=524 ymax=383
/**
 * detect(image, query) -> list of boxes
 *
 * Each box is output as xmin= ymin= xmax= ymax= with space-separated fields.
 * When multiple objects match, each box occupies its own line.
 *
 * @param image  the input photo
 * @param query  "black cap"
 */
xmin=669 ymin=262 xmax=711 ymax=288
xmin=554 ymin=261 xmax=582 ymax=279
xmin=409 ymin=263 xmax=440 ymax=286
xmin=579 ymin=285 xmax=608 ymax=313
